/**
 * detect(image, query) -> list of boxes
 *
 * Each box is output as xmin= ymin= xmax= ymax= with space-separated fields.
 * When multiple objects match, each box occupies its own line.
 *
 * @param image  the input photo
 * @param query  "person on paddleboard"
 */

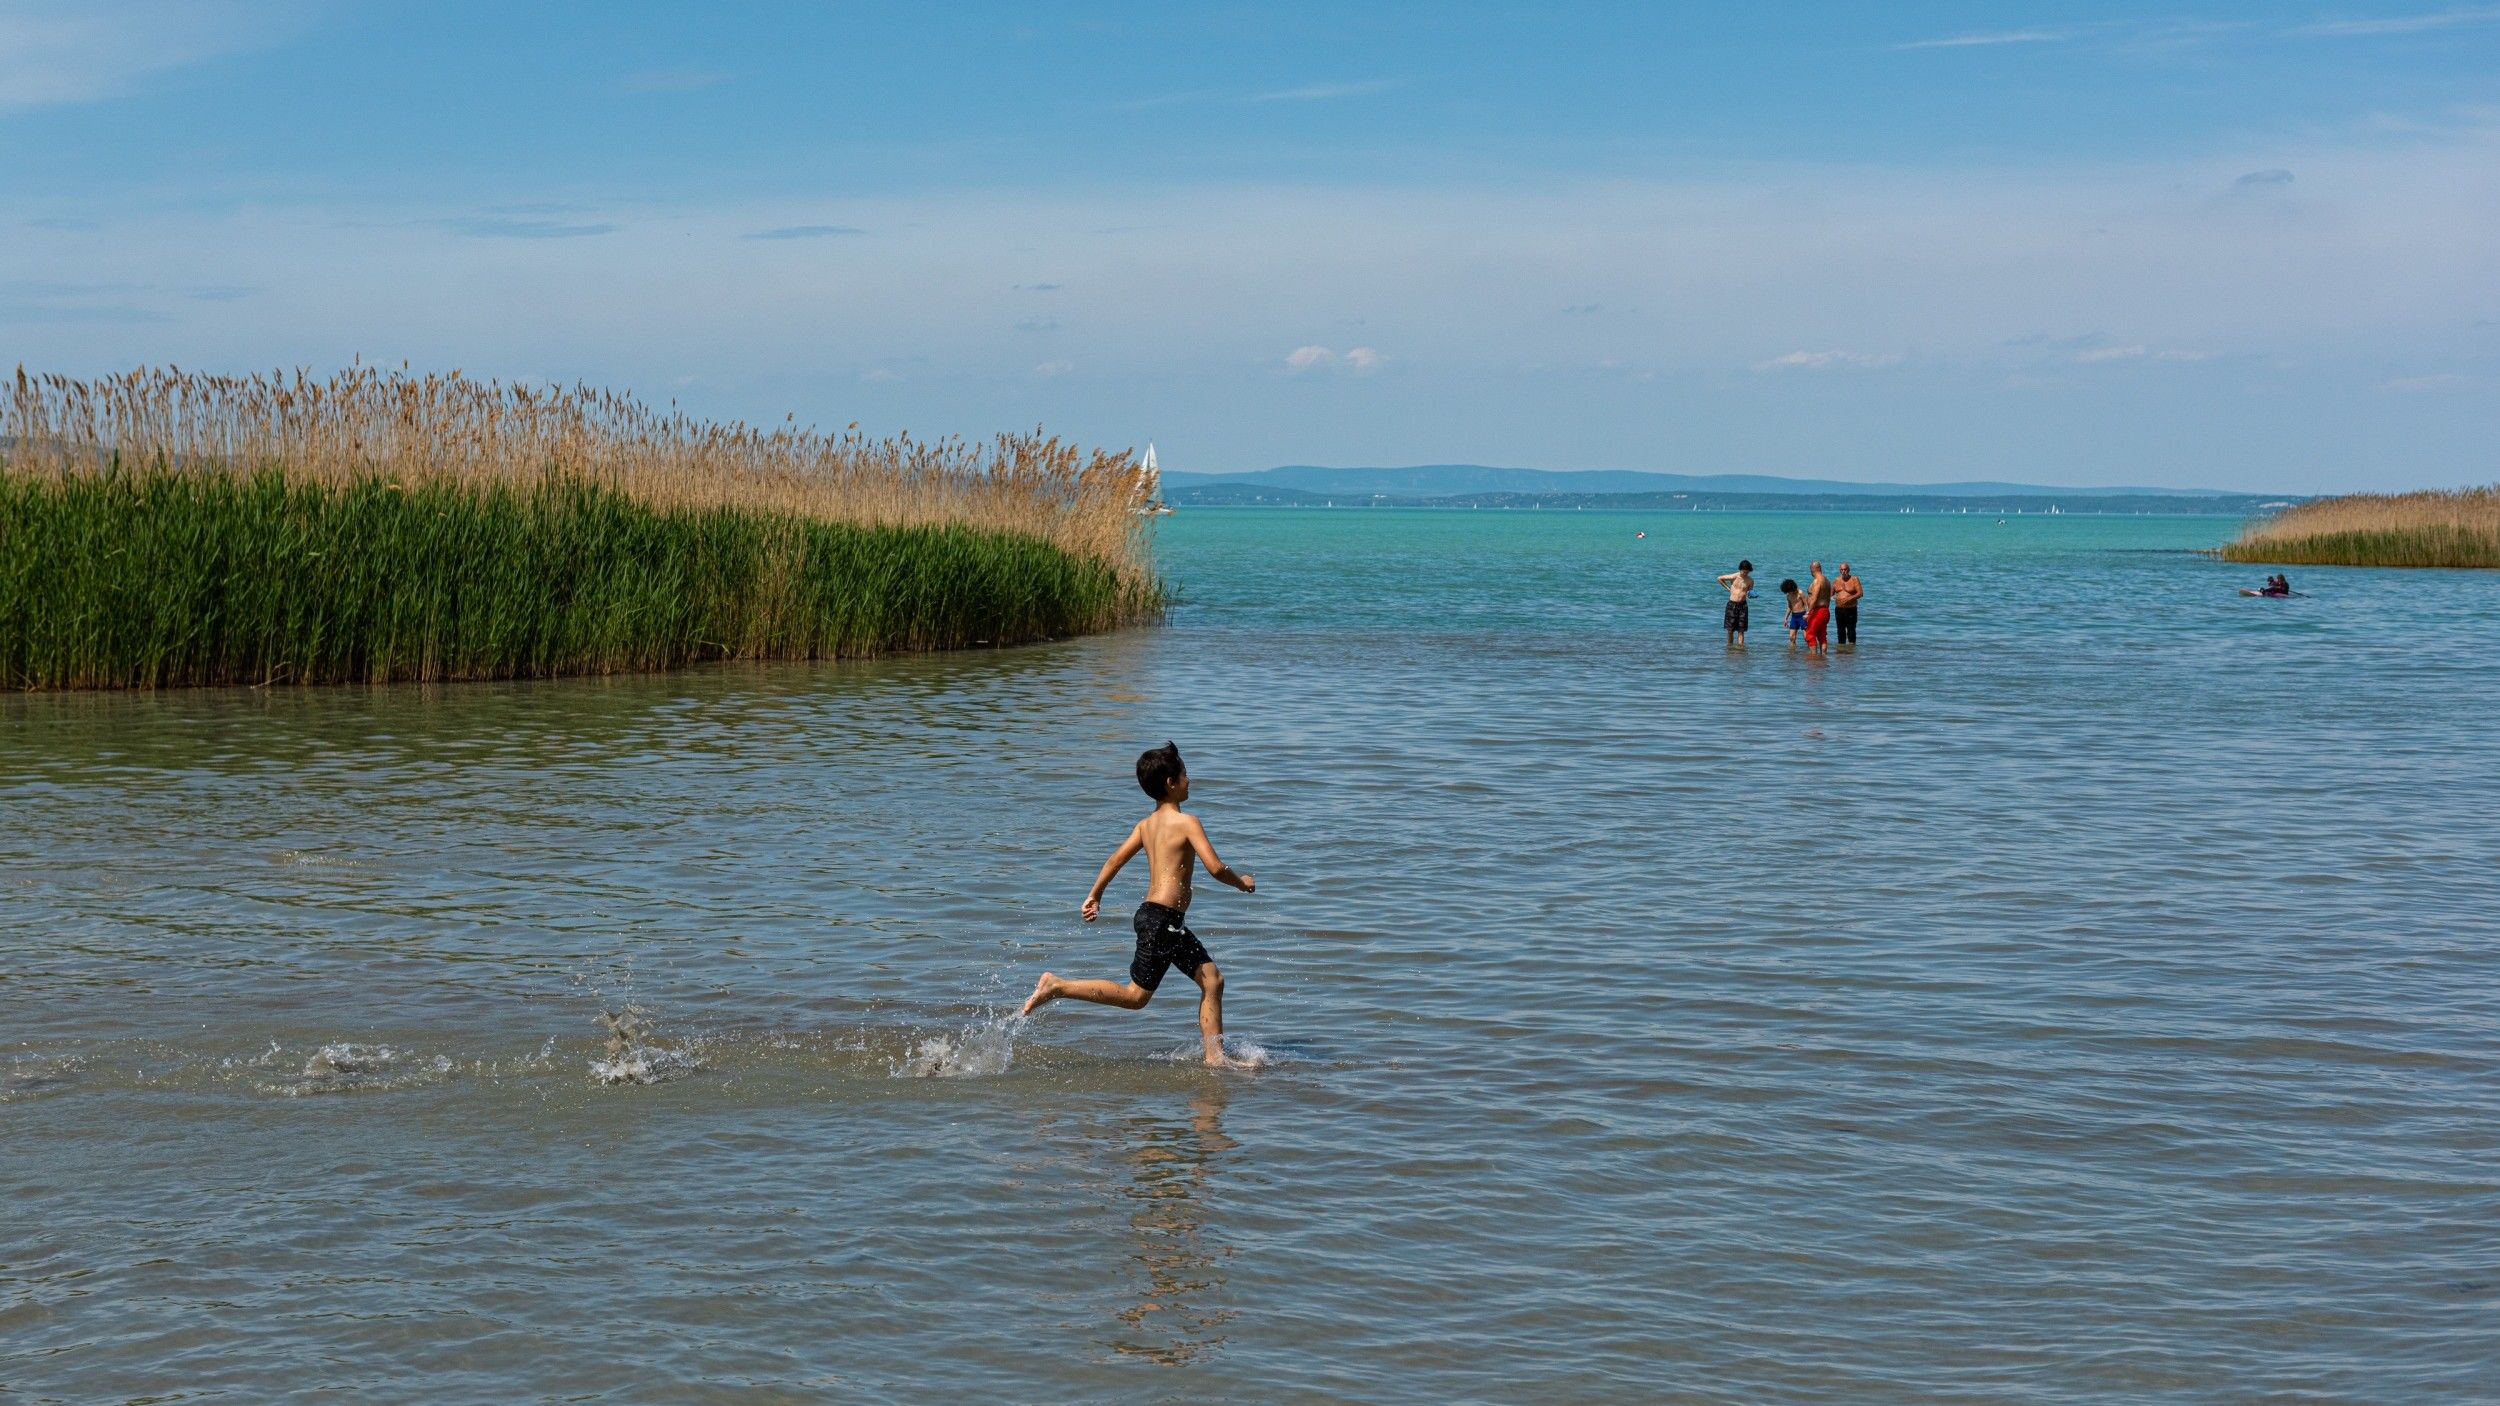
xmin=1020 ymin=742 xmax=1259 ymax=1068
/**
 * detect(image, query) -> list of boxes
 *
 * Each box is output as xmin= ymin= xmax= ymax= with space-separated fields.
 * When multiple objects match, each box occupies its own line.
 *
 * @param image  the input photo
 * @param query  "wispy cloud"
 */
xmin=1284 ymin=344 xmax=1384 ymax=373
xmin=441 ymin=217 xmax=619 ymax=240
xmin=1032 ymin=359 xmax=1074 ymax=377
xmin=1120 ymin=77 xmax=1402 ymax=110
xmin=2381 ymin=372 xmax=2473 ymax=391
xmin=1560 ymin=303 xmax=1602 ymax=317
xmin=742 ymin=224 xmax=865 ymax=240
xmin=1013 ymin=317 xmax=1061 ymax=332
xmin=1253 ymin=78 xmax=1400 ymax=103
xmin=2073 ymin=345 xmax=2211 ymax=364
xmin=0 ymin=0 xmax=314 ymax=110
xmin=1752 ymin=350 xmax=1902 ymax=371
xmin=2289 ymin=7 xmax=2500 ymax=37
xmin=1894 ymin=30 xmax=2066 ymax=51
xmin=1015 ymin=282 xmax=1062 ymax=292
xmin=2234 ymin=168 xmax=2296 ymax=186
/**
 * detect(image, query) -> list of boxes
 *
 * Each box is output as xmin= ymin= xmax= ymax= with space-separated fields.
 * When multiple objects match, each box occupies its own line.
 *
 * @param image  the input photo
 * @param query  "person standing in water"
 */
xmin=1022 ymin=742 xmax=1258 ymax=1068
xmin=1778 ymin=578 xmax=1806 ymax=647
xmin=1717 ymin=560 xmax=1754 ymax=645
xmin=1832 ymin=562 xmax=1863 ymax=646
xmin=1803 ymin=561 xmax=1833 ymax=656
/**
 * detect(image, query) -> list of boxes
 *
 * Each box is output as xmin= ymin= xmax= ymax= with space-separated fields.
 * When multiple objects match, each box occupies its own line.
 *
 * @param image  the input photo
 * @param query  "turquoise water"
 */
xmin=7 ymin=509 xmax=2497 ymax=1402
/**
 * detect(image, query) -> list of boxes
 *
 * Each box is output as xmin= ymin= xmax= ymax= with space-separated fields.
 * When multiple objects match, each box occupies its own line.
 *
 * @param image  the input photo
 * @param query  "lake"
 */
xmin=7 ymin=508 xmax=2496 ymax=1403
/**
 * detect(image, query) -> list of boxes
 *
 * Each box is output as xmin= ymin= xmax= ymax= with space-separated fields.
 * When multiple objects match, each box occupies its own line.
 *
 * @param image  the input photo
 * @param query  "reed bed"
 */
xmin=2220 ymin=486 xmax=2500 ymax=569
xmin=1 ymin=366 xmax=1162 ymax=689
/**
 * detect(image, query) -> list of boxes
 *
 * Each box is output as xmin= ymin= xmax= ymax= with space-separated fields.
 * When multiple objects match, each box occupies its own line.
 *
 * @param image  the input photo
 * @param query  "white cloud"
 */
xmin=1752 ymin=350 xmax=1902 ymax=371
xmin=1285 ymin=345 xmax=1384 ymax=373
xmin=2072 ymin=345 xmax=2211 ymax=363
xmin=743 ymin=224 xmax=866 ymax=240
xmin=1033 ymin=359 xmax=1074 ymax=376
xmin=1252 ymin=79 xmax=1400 ymax=103
xmin=441 ymin=216 xmax=619 ymax=240
xmin=1894 ymin=30 xmax=2066 ymax=50
xmin=2380 ymin=372 xmax=2473 ymax=391
xmin=0 ymin=0 xmax=312 ymax=110
xmin=859 ymin=367 xmax=902 ymax=384
xmin=2289 ymin=7 xmax=2500 ymax=38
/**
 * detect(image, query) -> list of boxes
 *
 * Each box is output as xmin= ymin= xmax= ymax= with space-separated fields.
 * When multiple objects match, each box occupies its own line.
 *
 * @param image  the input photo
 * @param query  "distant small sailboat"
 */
xmin=1134 ymin=442 xmax=1173 ymax=515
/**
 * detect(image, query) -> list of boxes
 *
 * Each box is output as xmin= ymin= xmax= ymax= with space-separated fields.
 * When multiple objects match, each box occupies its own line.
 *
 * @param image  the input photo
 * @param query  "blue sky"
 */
xmin=4 ymin=2 xmax=2496 ymax=491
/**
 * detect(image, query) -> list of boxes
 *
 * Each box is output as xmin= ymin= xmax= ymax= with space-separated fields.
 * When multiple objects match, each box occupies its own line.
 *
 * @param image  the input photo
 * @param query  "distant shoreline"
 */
xmin=1168 ymin=487 xmax=2275 ymax=517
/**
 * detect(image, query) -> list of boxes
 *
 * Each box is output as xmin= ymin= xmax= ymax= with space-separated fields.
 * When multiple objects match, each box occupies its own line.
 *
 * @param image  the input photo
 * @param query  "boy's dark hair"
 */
xmin=1136 ymin=741 xmax=1185 ymax=800
xmin=1738 ymin=559 xmax=1753 ymax=572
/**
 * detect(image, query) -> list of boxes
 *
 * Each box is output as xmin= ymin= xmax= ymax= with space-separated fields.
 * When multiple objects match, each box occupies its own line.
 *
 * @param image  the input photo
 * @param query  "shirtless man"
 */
xmin=1832 ymin=562 xmax=1863 ymax=646
xmin=1021 ymin=741 xmax=1258 ymax=1067
xmin=1803 ymin=561 xmax=1833 ymax=656
xmin=1717 ymin=559 xmax=1755 ymax=645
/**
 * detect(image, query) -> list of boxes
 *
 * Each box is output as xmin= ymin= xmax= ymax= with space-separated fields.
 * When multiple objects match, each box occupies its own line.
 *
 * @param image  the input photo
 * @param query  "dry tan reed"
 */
xmin=4 ymin=364 xmax=1155 ymax=571
xmin=2222 ymin=485 xmax=2500 ymax=568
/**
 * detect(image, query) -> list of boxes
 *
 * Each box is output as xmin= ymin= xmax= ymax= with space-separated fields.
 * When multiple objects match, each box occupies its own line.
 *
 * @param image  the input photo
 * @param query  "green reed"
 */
xmin=0 ymin=466 xmax=1160 ymax=689
xmin=2217 ymin=526 xmax=2500 ymax=569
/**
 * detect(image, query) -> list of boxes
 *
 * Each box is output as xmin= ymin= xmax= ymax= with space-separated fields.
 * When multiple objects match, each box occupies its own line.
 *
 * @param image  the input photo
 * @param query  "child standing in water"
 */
xmin=1779 ymin=577 xmax=1806 ymax=646
xmin=1021 ymin=742 xmax=1259 ymax=1068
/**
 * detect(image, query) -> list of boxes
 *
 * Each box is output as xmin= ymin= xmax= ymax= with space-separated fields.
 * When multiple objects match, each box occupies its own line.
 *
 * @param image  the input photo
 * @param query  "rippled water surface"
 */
xmin=8 ymin=509 xmax=2498 ymax=1403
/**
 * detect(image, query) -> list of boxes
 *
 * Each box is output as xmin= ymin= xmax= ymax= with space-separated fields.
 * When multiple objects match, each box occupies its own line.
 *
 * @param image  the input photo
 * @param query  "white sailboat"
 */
xmin=1134 ymin=442 xmax=1173 ymax=515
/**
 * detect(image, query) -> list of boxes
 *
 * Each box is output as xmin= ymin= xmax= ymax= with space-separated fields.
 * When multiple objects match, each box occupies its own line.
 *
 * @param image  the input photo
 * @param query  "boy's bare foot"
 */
xmin=1021 ymin=973 xmax=1059 ymax=1017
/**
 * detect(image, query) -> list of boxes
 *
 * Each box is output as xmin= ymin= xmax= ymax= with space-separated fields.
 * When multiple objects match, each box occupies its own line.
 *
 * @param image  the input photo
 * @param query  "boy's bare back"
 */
xmin=1138 ymin=807 xmax=1206 ymax=912
xmin=1078 ymin=802 xmax=1253 ymax=922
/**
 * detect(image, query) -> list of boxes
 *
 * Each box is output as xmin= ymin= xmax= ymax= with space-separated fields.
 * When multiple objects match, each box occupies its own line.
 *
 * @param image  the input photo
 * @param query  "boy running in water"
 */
xmin=1020 ymin=742 xmax=1258 ymax=1067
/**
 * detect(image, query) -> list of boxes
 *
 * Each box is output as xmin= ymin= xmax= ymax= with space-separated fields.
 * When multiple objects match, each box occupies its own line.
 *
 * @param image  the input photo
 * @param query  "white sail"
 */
xmin=1139 ymin=442 xmax=1160 ymax=498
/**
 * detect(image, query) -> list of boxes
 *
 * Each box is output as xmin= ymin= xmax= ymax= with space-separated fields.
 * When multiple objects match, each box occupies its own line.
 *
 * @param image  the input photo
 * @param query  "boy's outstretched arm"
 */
xmin=1081 ymin=823 xmax=1145 ymax=921
xmin=1185 ymin=817 xmax=1255 ymax=893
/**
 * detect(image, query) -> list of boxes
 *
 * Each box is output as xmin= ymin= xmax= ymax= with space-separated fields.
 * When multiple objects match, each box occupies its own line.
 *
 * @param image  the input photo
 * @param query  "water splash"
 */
xmin=267 ymin=1043 xmax=456 ymax=1097
xmin=892 ymin=1013 xmax=1023 ymax=1078
xmin=1 ymin=1051 xmax=89 ymax=1102
xmin=1159 ymin=1036 xmax=1276 ymax=1070
xmin=589 ymin=1005 xmax=704 ymax=1086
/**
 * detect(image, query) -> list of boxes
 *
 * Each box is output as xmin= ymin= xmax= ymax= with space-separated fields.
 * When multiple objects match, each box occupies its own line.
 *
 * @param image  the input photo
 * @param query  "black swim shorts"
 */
xmin=1130 ymin=901 xmax=1212 ymax=992
xmin=1724 ymin=599 xmax=1750 ymax=632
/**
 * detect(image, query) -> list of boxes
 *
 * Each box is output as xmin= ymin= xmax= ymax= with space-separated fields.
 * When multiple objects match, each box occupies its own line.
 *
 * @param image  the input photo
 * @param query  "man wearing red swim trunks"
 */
xmin=1804 ymin=561 xmax=1833 ymax=656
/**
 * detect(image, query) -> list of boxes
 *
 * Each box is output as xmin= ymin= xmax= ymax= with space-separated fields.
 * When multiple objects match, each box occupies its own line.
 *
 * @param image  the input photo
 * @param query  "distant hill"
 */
xmin=1160 ymin=464 xmax=2248 ymax=499
xmin=1167 ymin=482 xmax=2288 ymax=516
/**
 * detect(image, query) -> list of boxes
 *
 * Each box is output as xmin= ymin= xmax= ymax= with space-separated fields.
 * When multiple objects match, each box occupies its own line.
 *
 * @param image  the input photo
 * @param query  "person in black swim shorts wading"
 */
xmin=1020 ymin=741 xmax=1259 ymax=1067
xmin=1717 ymin=560 xmax=1754 ymax=644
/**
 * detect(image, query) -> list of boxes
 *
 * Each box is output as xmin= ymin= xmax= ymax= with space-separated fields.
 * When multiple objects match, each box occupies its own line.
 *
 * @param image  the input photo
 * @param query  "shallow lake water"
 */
xmin=7 ymin=509 xmax=2498 ymax=1403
